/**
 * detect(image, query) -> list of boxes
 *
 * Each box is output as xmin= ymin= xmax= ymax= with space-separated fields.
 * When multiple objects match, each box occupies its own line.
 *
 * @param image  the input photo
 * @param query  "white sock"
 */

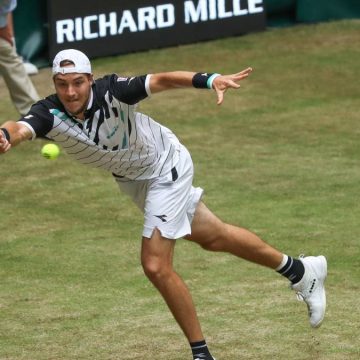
xmin=275 ymin=254 xmax=288 ymax=271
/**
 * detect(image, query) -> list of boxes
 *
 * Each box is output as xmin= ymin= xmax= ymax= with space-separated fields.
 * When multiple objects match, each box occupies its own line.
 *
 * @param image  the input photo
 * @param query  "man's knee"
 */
xmin=200 ymin=224 xmax=227 ymax=251
xmin=141 ymin=256 xmax=160 ymax=279
xmin=141 ymin=255 xmax=172 ymax=284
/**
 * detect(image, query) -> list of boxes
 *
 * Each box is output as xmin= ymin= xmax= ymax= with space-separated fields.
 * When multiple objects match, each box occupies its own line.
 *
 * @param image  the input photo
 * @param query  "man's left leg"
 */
xmin=185 ymin=201 xmax=327 ymax=328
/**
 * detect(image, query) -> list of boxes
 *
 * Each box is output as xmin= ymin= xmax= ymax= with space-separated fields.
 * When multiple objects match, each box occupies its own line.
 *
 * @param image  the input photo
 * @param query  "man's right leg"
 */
xmin=141 ymin=228 xmax=216 ymax=360
xmin=141 ymin=228 xmax=204 ymax=343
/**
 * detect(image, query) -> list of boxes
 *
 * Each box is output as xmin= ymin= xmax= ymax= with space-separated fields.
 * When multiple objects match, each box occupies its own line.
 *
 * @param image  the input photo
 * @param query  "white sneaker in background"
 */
xmin=23 ymin=62 xmax=39 ymax=75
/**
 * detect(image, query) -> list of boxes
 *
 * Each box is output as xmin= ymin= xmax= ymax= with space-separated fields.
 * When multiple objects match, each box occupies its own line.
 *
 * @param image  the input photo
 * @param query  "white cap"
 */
xmin=52 ymin=49 xmax=92 ymax=75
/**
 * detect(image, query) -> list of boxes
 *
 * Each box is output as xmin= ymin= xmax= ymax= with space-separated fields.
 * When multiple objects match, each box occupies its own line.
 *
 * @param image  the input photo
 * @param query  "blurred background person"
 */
xmin=0 ymin=0 xmax=39 ymax=115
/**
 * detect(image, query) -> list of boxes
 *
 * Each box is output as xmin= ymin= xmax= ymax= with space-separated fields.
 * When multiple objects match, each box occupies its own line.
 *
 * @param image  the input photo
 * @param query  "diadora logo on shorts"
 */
xmin=154 ymin=214 xmax=167 ymax=223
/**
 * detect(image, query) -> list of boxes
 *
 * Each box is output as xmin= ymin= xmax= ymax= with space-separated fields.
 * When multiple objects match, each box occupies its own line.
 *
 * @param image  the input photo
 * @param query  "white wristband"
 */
xmin=207 ymin=73 xmax=221 ymax=89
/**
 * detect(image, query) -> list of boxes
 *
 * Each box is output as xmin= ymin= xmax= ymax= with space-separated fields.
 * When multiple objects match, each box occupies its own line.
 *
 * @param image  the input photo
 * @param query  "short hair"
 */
xmin=60 ymin=60 xmax=75 ymax=67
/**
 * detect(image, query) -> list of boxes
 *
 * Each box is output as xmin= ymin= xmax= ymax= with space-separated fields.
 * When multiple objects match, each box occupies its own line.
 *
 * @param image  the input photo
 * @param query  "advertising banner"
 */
xmin=48 ymin=0 xmax=266 ymax=60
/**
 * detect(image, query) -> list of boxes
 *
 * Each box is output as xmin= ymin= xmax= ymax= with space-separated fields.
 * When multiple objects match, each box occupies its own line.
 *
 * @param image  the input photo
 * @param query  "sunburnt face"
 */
xmin=53 ymin=72 xmax=93 ymax=120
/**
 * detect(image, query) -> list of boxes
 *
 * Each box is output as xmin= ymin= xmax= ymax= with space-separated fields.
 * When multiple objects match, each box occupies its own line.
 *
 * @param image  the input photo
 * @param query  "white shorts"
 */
xmin=114 ymin=145 xmax=203 ymax=239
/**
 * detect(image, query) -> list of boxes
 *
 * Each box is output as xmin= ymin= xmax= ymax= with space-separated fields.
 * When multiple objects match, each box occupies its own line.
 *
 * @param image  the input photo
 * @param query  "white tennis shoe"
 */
xmin=291 ymin=255 xmax=327 ymax=328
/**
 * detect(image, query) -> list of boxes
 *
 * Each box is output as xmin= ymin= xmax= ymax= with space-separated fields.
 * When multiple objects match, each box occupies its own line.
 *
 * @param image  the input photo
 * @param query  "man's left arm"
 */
xmin=149 ymin=67 xmax=253 ymax=105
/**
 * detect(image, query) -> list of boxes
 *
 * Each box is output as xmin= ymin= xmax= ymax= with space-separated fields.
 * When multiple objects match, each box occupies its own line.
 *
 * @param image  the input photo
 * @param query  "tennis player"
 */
xmin=0 ymin=49 xmax=327 ymax=360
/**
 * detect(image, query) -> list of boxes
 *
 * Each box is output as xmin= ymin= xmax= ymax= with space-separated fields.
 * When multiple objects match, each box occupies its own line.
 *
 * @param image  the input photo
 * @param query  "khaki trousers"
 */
xmin=0 ymin=36 xmax=39 ymax=115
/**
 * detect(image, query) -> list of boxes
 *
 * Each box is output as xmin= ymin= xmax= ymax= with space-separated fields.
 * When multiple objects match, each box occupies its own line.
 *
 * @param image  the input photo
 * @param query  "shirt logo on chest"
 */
xmin=107 ymin=125 xmax=119 ymax=139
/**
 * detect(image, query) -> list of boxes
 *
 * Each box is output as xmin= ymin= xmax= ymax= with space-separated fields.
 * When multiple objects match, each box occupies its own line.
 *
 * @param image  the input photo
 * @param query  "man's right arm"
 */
xmin=0 ymin=121 xmax=33 ymax=154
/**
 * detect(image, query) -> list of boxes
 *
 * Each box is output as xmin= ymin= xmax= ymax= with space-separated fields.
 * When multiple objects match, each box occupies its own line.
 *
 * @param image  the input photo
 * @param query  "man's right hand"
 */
xmin=0 ymin=130 xmax=11 ymax=153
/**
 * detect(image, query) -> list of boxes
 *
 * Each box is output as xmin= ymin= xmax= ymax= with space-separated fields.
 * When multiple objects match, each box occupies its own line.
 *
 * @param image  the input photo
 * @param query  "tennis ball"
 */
xmin=41 ymin=143 xmax=60 ymax=160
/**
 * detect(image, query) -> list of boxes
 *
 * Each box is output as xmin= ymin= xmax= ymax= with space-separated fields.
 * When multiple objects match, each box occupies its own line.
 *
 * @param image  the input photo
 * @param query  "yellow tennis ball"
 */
xmin=41 ymin=143 xmax=60 ymax=160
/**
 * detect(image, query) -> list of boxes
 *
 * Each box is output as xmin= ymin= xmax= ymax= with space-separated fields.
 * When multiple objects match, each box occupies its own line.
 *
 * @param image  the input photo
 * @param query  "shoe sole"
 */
xmin=312 ymin=255 xmax=327 ymax=328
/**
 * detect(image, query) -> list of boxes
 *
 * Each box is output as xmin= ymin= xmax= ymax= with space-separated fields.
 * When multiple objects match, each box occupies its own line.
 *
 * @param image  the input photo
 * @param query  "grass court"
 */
xmin=1 ymin=19 xmax=360 ymax=359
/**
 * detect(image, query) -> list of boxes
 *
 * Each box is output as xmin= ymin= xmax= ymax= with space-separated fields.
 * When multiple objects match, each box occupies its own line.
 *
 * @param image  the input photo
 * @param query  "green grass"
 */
xmin=1 ymin=19 xmax=360 ymax=359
